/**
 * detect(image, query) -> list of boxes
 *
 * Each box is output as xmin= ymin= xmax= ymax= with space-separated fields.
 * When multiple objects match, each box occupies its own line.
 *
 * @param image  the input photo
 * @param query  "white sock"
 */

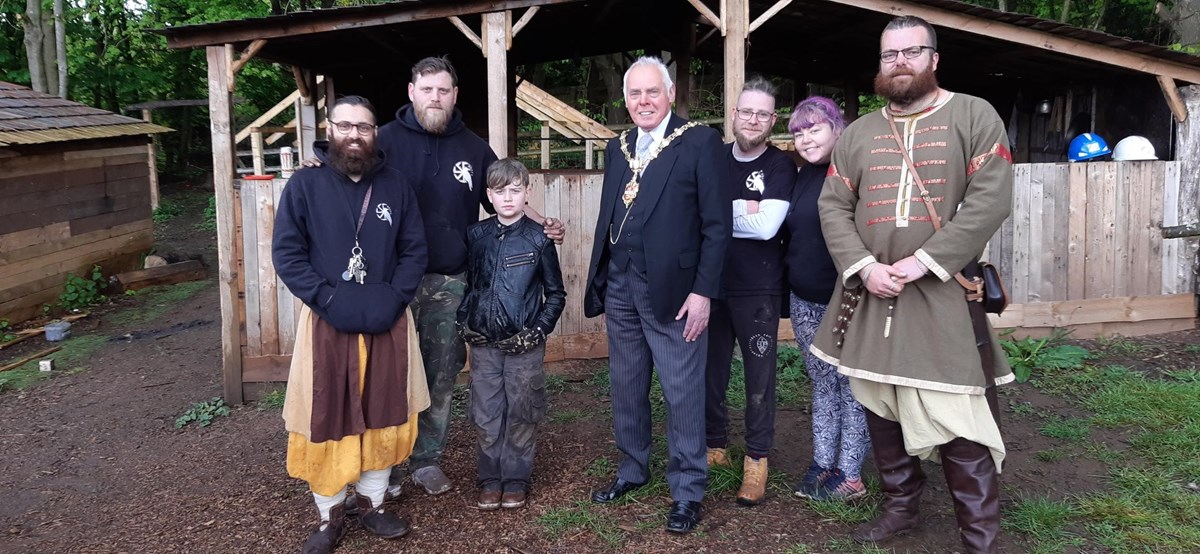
xmin=356 ymin=468 xmax=391 ymax=509
xmin=312 ymin=487 xmax=347 ymax=522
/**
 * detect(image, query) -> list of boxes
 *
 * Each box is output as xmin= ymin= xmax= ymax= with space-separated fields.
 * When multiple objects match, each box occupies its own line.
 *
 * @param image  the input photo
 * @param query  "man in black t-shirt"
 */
xmin=704 ymin=77 xmax=796 ymax=506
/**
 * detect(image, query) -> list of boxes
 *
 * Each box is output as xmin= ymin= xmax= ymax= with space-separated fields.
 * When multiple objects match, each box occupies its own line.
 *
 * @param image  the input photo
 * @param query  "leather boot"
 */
xmin=301 ymin=502 xmax=346 ymax=554
xmin=355 ymin=494 xmax=411 ymax=539
xmin=941 ymin=438 xmax=1001 ymax=554
xmin=852 ymin=411 xmax=925 ymax=544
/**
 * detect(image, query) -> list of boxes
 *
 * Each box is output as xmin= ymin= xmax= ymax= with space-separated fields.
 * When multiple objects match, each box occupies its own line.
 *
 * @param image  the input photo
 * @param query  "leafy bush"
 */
xmin=176 ymin=397 xmax=231 ymax=428
xmin=152 ymin=198 xmax=184 ymax=223
xmin=0 ymin=319 xmax=14 ymax=343
xmin=59 ymin=265 xmax=108 ymax=311
xmin=196 ymin=195 xmax=217 ymax=231
xmin=1001 ymin=330 xmax=1090 ymax=383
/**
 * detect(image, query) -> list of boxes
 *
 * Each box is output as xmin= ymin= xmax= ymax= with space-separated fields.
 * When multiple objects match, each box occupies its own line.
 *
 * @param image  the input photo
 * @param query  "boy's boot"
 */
xmin=941 ymin=437 xmax=1001 ymax=554
xmin=736 ymin=456 xmax=768 ymax=506
xmin=301 ymin=503 xmax=346 ymax=554
xmin=706 ymin=447 xmax=730 ymax=467
xmin=852 ymin=411 xmax=925 ymax=543
xmin=355 ymin=495 xmax=411 ymax=539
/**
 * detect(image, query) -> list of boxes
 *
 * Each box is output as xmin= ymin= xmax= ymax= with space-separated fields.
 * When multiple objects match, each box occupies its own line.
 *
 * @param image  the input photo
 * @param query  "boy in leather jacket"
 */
xmin=456 ymin=158 xmax=566 ymax=510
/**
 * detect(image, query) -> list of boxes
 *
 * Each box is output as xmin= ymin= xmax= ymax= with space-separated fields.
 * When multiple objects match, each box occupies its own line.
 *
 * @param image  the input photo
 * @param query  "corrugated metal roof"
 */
xmin=0 ymin=81 xmax=172 ymax=146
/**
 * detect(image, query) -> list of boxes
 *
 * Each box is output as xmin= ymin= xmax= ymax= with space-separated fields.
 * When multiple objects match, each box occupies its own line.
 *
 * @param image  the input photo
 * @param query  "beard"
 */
xmin=734 ymin=126 xmax=770 ymax=152
xmin=874 ymin=65 xmax=939 ymax=107
xmin=329 ymin=136 xmax=377 ymax=176
xmin=415 ymin=104 xmax=450 ymax=134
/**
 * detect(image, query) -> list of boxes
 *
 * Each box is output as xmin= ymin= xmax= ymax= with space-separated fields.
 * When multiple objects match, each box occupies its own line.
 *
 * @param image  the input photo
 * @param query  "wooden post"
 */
xmin=540 ymin=121 xmax=550 ymax=169
xmin=207 ymin=45 xmax=243 ymax=404
xmin=843 ymin=81 xmax=859 ymax=123
xmin=142 ymin=108 xmax=160 ymax=210
xmin=675 ymin=20 xmax=695 ymax=119
xmin=296 ymin=95 xmax=318 ymax=162
xmin=723 ymin=0 xmax=748 ymax=141
xmin=484 ymin=11 xmax=510 ymax=156
xmin=585 ymin=140 xmax=594 ymax=170
xmin=251 ymin=130 xmax=266 ymax=175
xmin=1175 ymin=85 xmax=1200 ymax=303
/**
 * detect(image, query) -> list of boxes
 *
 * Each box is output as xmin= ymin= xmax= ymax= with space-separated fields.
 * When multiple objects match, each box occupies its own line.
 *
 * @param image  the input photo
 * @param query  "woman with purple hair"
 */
xmin=784 ymin=96 xmax=871 ymax=501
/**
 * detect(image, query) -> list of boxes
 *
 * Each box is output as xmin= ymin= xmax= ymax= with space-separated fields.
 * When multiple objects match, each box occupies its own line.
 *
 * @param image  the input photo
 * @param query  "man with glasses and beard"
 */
xmin=703 ymin=77 xmax=795 ymax=507
xmin=375 ymin=56 xmax=564 ymax=498
xmin=274 ymin=95 xmax=429 ymax=554
xmin=809 ymin=16 xmax=1014 ymax=554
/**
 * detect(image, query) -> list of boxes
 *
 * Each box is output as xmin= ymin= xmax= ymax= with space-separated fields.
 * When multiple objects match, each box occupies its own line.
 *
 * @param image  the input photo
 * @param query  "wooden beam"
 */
xmin=291 ymin=65 xmax=312 ymax=104
xmin=724 ymin=0 xmax=748 ymax=141
xmin=512 ymin=6 xmax=539 ymax=36
xmin=206 ymin=45 xmax=243 ymax=405
xmin=235 ymin=77 xmax=323 ymax=143
xmin=109 ymin=260 xmax=207 ymax=293
xmin=484 ymin=11 xmax=510 ymax=156
xmin=163 ymin=0 xmax=577 ymax=49
xmin=224 ymin=44 xmax=235 ymax=93
xmin=749 ymin=0 xmax=792 ymax=33
xmin=686 ymin=0 xmax=724 ymax=34
xmin=1158 ymin=75 xmax=1189 ymax=123
xmin=142 ymin=108 xmax=160 ymax=210
xmin=229 ymin=39 xmax=268 ymax=76
xmin=822 ymin=0 xmax=1200 ymax=84
xmin=447 ymin=16 xmax=483 ymax=51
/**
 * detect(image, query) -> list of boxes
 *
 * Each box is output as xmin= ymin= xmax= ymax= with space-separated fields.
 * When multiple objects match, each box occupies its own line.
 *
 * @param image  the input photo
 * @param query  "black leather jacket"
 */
xmin=457 ymin=216 xmax=566 ymax=342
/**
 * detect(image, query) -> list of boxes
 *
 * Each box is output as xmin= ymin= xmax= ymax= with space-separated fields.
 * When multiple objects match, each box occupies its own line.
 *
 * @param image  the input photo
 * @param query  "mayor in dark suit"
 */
xmin=583 ymin=56 xmax=729 ymax=534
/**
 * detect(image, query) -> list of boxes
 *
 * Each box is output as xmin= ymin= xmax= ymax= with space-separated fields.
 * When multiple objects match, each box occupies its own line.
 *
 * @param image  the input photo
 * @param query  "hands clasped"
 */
xmin=861 ymin=256 xmax=929 ymax=299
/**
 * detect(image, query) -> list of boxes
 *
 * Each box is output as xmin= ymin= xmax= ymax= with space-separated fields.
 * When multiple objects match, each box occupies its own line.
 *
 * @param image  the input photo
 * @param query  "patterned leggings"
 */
xmin=790 ymin=294 xmax=871 ymax=479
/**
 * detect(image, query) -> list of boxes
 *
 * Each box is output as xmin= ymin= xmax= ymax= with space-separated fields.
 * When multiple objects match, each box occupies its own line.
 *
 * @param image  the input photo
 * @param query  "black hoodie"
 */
xmin=272 ymin=141 xmax=428 ymax=334
xmin=376 ymin=104 xmax=497 ymax=276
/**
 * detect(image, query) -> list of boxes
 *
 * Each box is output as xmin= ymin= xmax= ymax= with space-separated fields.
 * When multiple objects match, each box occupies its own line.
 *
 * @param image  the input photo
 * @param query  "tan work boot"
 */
xmin=736 ymin=456 xmax=768 ymax=506
xmin=706 ymin=447 xmax=730 ymax=467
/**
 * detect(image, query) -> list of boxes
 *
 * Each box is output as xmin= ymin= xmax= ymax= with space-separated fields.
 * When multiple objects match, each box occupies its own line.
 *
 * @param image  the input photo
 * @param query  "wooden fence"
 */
xmin=226 ymin=161 xmax=1196 ymax=393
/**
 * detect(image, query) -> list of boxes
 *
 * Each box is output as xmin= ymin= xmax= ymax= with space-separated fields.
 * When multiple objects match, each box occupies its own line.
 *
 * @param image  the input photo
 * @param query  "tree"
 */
xmin=53 ymin=0 xmax=65 ymax=97
xmin=22 ymin=0 xmax=46 ymax=92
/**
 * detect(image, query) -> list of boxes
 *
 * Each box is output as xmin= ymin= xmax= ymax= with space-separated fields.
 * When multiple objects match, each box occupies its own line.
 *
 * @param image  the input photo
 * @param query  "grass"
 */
xmin=584 ymin=456 xmax=612 ymax=478
xmin=1039 ymin=416 xmax=1091 ymax=443
xmin=1034 ymin=448 xmax=1067 ymax=463
xmin=0 ymin=334 xmax=109 ymax=392
xmin=107 ymin=281 xmax=213 ymax=326
xmin=536 ymin=501 xmax=624 ymax=550
xmin=1094 ymin=334 xmax=1146 ymax=355
xmin=258 ymin=388 xmax=286 ymax=410
xmin=1003 ymin=497 xmax=1081 ymax=553
xmin=548 ymin=408 xmax=586 ymax=424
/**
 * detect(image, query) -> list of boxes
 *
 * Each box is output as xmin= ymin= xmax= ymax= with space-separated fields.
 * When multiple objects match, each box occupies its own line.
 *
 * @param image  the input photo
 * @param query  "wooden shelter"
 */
xmin=0 ymin=82 xmax=171 ymax=325
xmin=161 ymin=0 xmax=1200 ymax=403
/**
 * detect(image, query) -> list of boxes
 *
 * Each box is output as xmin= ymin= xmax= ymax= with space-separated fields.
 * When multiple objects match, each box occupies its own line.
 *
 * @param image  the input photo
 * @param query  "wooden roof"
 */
xmin=156 ymin=0 xmax=1200 ymax=88
xmin=0 ymin=82 xmax=172 ymax=147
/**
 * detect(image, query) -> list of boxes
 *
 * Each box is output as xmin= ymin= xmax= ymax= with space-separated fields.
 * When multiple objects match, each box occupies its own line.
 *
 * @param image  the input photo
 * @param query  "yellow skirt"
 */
xmin=286 ymin=335 xmax=420 ymax=496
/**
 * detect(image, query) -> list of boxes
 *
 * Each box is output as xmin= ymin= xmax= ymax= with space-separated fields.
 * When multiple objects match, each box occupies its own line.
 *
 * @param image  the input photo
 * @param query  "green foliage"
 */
xmin=107 ymin=280 xmax=211 ymax=326
xmin=584 ymin=456 xmax=612 ymax=478
xmin=1001 ymin=330 xmax=1090 ymax=383
xmin=536 ymin=501 xmax=624 ymax=550
xmin=196 ymin=195 xmax=217 ymax=231
xmin=858 ymin=94 xmax=887 ymax=116
xmin=1040 ymin=416 xmax=1091 ymax=443
xmin=59 ymin=265 xmax=108 ymax=311
xmin=153 ymin=198 xmax=185 ymax=224
xmin=175 ymin=397 xmax=231 ymax=428
xmin=0 ymin=334 xmax=109 ymax=392
xmin=0 ymin=319 xmax=14 ymax=343
xmin=258 ymin=388 xmax=286 ymax=411
xmin=1003 ymin=497 xmax=1082 ymax=553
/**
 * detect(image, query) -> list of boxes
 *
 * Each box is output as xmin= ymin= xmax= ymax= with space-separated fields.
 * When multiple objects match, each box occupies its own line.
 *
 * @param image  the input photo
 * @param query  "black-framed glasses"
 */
xmin=330 ymin=120 xmax=377 ymax=135
xmin=880 ymin=45 xmax=935 ymax=63
xmin=735 ymin=108 xmax=775 ymax=122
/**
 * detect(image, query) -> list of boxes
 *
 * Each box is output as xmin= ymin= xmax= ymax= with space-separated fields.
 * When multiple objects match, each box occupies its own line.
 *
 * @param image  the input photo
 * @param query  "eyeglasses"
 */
xmin=880 ymin=45 xmax=935 ymax=63
xmin=735 ymin=108 xmax=775 ymax=122
xmin=330 ymin=120 xmax=376 ymax=135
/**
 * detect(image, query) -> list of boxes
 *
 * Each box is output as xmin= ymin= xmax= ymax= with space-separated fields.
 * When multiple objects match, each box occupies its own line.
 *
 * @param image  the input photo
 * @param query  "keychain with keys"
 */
xmin=342 ymin=243 xmax=367 ymax=284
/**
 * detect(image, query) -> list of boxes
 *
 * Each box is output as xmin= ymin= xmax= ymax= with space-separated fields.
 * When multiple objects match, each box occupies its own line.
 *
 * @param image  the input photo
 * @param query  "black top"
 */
xmin=784 ymin=162 xmax=838 ymax=305
xmin=376 ymin=104 xmax=497 ymax=276
xmin=722 ymin=145 xmax=796 ymax=296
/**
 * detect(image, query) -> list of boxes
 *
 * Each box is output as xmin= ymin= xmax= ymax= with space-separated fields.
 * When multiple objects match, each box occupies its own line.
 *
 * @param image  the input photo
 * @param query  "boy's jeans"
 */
xmin=469 ymin=343 xmax=547 ymax=492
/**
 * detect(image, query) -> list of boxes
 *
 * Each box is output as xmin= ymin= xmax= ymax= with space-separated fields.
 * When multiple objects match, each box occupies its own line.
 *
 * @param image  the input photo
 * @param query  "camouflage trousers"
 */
xmin=407 ymin=272 xmax=468 ymax=471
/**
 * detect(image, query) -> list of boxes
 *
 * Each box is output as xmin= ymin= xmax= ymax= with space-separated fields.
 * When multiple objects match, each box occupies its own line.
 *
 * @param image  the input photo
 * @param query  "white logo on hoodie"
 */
xmin=453 ymin=161 xmax=474 ymax=190
xmin=375 ymin=203 xmax=392 ymax=226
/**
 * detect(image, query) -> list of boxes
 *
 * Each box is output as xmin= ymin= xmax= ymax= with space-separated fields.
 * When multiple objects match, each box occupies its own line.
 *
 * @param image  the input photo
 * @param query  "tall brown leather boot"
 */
xmin=941 ymin=438 xmax=1001 ymax=554
xmin=852 ymin=411 xmax=925 ymax=544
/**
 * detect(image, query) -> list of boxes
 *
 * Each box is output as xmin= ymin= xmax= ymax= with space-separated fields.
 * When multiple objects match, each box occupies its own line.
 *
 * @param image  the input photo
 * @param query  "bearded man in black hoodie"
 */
xmin=374 ymin=56 xmax=564 ymax=497
xmin=274 ymin=96 xmax=428 ymax=554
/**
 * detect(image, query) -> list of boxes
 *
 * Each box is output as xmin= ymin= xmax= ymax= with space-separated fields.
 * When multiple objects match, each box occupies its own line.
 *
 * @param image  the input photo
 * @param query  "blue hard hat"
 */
xmin=1068 ymin=133 xmax=1111 ymax=162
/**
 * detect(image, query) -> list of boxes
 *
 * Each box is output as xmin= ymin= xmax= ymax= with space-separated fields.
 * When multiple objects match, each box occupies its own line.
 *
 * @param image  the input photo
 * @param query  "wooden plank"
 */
xmin=274 ymin=179 xmax=297 ymax=355
xmin=1147 ymin=162 xmax=1165 ymax=295
xmin=0 ymin=229 xmax=154 ymax=290
xmin=256 ymin=178 xmax=280 ymax=355
xmin=233 ymin=188 xmax=248 ymax=348
xmin=0 ymin=221 xmax=70 ymax=252
xmin=723 ymin=0 xmax=748 ymax=141
xmin=240 ymin=354 xmax=291 ymax=383
xmin=208 ymin=45 xmax=243 ymax=404
xmin=241 ymin=181 xmax=261 ymax=357
xmin=109 ymin=260 xmax=206 ymax=293
xmin=0 ymin=219 xmax=151 ymax=266
xmin=998 ymin=318 xmax=1195 ymax=340
xmin=1126 ymin=162 xmax=1150 ymax=295
xmin=1162 ymin=161 xmax=1182 ymax=294
xmin=580 ymin=173 xmax=604 ymax=334
xmin=820 ymin=0 xmax=1200 ymax=84
xmin=0 ymin=183 xmax=107 ymax=217
xmin=1112 ymin=163 xmax=1133 ymax=297
xmin=0 ymin=190 xmax=149 ymax=236
xmin=986 ymin=294 xmax=1195 ymax=328
xmin=1027 ymin=164 xmax=1045 ymax=302
xmin=62 ymin=145 xmax=150 ymax=160
xmin=563 ymin=175 xmax=584 ymax=336
xmin=69 ymin=204 xmax=152 ymax=236
xmin=1 ymin=152 xmax=145 ymax=181
xmin=105 ymin=161 xmax=150 ymax=181
xmin=1083 ymin=164 xmax=1106 ymax=298
xmin=1157 ymin=75 xmax=1189 ymax=123
xmin=1048 ymin=163 xmax=1071 ymax=301
xmin=484 ymin=11 xmax=509 ymax=156
xmin=1010 ymin=164 xmax=1030 ymax=303
xmin=0 ymin=251 xmax=143 ymax=323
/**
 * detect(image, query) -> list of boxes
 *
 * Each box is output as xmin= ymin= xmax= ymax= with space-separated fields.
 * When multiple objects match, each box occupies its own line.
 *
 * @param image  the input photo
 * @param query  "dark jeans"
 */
xmin=704 ymin=294 xmax=779 ymax=458
xmin=469 ymin=343 xmax=547 ymax=492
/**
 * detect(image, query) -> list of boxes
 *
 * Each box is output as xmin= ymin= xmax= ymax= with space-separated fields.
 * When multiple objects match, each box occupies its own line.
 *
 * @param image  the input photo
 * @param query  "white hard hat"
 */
xmin=1112 ymin=136 xmax=1157 ymax=161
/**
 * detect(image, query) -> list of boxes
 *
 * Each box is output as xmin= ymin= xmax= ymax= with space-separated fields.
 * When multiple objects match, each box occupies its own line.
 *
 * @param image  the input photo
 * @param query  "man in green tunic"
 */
xmin=810 ymin=16 xmax=1013 ymax=554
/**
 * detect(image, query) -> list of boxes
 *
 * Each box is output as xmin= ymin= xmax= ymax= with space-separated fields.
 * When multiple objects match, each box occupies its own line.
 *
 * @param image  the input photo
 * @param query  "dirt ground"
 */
xmin=2 ymin=184 xmax=1199 ymax=553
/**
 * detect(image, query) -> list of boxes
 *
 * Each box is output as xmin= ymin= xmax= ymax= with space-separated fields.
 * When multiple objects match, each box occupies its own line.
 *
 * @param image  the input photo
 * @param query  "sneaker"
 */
xmin=736 ymin=456 xmax=768 ymax=506
xmin=812 ymin=470 xmax=867 ymax=501
xmin=706 ymin=447 xmax=730 ymax=467
xmin=411 ymin=466 xmax=452 ymax=495
xmin=792 ymin=462 xmax=833 ymax=499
